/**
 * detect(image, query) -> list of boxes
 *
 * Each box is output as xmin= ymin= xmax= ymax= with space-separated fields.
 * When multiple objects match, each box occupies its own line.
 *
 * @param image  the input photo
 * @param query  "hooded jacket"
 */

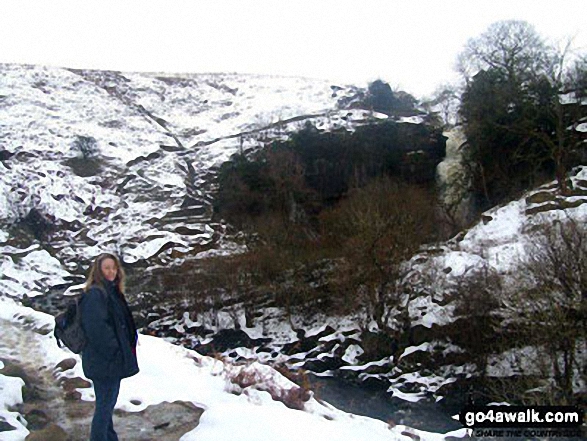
xmin=80 ymin=281 xmax=139 ymax=380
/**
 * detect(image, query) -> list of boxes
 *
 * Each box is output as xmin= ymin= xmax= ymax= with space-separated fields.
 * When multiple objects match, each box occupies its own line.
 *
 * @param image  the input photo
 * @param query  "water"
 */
xmin=308 ymin=374 xmax=463 ymax=433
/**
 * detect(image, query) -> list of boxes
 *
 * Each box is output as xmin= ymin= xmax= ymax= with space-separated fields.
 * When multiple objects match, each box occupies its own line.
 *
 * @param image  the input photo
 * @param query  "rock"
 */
xmin=25 ymin=423 xmax=68 ymax=441
xmin=357 ymin=331 xmax=398 ymax=361
xmin=281 ymin=326 xmax=336 ymax=356
xmin=54 ymin=358 xmax=77 ymax=372
xmin=404 ymin=325 xmax=428 ymax=347
xmin=33 ymin=325 xmax=53 ymax=336
xmin=111 ymin=400 xmax=204 ymax=440
xmin=559 ymin=198 xmax=587 ymax=209
xmin=0 ymin=419 xmax=17 ymax=432
xmin=302 ymin=356 xmax=345 ymax=373
xmin=64 ymin=389 xmax=82 ymax=401
xmin=526 ymin=191 xmax=555 ymax=205
xmin=0 ymin=149 xmax=14 ymax=161
xmin=61 ymin=377 xmax=91 ymax=392
xmin=0 ymin=360 xmax=32 ymax=385
xmin=400 ymin=430 xmax=420 ymax=440
xmin=196 ymin=328 xmax=270 ymax=355
xmin=525 ymin=202 xmax=559 ymax=215
xmin=24 ymin=409 xmax=50 ymax=430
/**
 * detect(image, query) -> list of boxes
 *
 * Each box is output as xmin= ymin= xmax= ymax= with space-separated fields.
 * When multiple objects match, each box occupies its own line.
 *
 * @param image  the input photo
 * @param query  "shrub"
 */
xmin=224 ymin=362 xmax=312 ymax=410
xmin=72 ymin=135 xmax=98 ymax=159
xmin=452 ymin=263 xmax=501 ymax=374
xmin=319 ymin=177 xmax=439 ymax=329
xmin=66 ymin=135 xmax=102 ymax=177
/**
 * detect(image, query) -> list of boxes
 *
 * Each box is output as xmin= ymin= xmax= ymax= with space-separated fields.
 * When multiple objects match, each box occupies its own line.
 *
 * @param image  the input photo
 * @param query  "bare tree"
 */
xmin=319 ymin=177 xmax=437 ymax=331
xmin=456 ymin=20 xmax=550 ymax=86
xmin=514 ymin=217 xmax=587 ymax=403
xmin=452 ymin=263 xmax=501 ymax=378
xmin=424 ymin=83 xmax=461 ymax=128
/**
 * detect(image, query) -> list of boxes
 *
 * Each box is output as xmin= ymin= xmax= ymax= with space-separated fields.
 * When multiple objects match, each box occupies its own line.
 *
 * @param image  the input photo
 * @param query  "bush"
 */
xmin=72 ymin=135 xmax=98 ymax=159
xmin=319 ymin=177 xmax=439 ymax=328
xmin=452 ymin=263 xmax=501 ymax=374
xmin=66 ymin=135 xmax=102 ymax=177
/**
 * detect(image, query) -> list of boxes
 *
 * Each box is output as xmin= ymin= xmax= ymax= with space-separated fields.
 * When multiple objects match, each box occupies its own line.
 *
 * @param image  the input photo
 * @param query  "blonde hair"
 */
xmin=84 ymin=253 xmax=126 ymax=293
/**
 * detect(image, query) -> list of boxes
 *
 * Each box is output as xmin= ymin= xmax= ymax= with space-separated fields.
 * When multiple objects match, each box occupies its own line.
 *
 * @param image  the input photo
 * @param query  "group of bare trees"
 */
xmin=514 ymin=218 xmax=587 ymax=403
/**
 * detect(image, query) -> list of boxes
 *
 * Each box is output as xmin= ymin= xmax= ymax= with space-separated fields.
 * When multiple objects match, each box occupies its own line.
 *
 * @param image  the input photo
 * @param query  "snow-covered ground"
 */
xmin=2 ymin=62 xmax=586 ymax=437
xmin=0 ymin=63 xmax=380 ymax=274
xmin=0 ymin=298 xmax=468 ymax=440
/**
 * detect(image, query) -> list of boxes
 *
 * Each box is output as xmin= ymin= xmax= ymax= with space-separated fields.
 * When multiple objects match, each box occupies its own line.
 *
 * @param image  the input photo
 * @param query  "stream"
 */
xmin=307 ymin=374 xmax=462 ymax=433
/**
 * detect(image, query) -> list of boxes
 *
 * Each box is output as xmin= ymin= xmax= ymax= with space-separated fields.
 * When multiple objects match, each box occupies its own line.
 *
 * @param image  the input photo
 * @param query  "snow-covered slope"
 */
xmin=0 ymin=63 xmax=379 ymax=297
xmin=0 ymin=298 xmax=468 ymax=440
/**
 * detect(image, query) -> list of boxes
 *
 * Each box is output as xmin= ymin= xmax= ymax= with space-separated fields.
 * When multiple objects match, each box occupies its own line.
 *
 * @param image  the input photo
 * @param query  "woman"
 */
xmin=81 ymin=253 xmax=139 ymax=441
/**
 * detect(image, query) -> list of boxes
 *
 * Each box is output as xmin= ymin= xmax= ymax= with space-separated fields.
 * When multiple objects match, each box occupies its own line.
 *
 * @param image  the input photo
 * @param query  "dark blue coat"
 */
xmin=80 ymin=282 xmax=139 ymax=380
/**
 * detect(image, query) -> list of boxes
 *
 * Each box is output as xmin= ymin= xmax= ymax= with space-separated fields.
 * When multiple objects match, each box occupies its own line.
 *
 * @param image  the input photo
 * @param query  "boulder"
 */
xmin=0 ymin=360 xmax=32 ymax=385
xmin=24 ymin=409 xmax=50 ymax=431
xmin=54 ymin=358 xmax=77 ymax=372
xmin=25 ymin=423 xmax=68 ymax=441
xmin=0 ymin=419 xmax=17 ymax=432
xmin=60 ymin=377 xmax=91 ymax=392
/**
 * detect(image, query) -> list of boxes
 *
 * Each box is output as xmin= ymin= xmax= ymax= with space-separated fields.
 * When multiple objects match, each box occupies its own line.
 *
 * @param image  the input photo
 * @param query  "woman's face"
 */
xmin=100 ymin=258 xmax=118 ymax=282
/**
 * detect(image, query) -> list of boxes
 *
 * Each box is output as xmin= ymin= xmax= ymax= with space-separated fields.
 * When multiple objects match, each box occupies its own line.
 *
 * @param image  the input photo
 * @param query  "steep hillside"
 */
xmin=0 ymin=63 xmax=389 ymax=297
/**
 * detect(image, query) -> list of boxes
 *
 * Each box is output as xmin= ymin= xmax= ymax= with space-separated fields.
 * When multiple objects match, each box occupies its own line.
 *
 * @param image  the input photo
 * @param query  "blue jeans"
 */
xmin=91 ymin=377 xmax=121 ymax=441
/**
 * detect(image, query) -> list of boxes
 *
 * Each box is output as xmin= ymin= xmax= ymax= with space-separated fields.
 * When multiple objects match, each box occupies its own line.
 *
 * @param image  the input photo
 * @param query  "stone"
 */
xmin=64 ymin=389 xmax=82 ymax=401
xmin=0 ymin=419 xmax=17 ymax=432
xmin=33 ymin=325 xmax=52 ymax=336
xmin=0 ymin=360 xmax=32 ymax=385
xmin=525 ymin=202 xmax=559 ymax=215
xmin=54 ymin=358 xmax=77 ymax=372
xmin=358 ymin=331 xmax=398 ymax=361
xmin=61 ymin=377 xmax=91 ymax=392
xmin=25 ymin=423 xmax=68 ymax=441
xmin=109 ymin=400 xmax=204 ymax=440
xmin=196 ymin=328 xmax=270 ymax=355
xmin=400 ymin=430 xmax=420 ymax=441
xmin=24 ymin=409 xmax=50 ymax=431
xmin=526 ymin=191 xmax=555 ymax=205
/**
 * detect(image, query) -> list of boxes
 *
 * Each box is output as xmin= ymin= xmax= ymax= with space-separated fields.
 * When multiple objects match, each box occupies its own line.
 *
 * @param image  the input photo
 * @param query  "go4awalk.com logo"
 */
xmin=459 ymin=405 xmax=584 ymax=438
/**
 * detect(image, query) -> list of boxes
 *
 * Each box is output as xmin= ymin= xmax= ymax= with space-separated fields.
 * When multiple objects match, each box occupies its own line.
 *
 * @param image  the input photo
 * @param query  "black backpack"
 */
xmin=54 ymin=296 xmax=87 ymax=354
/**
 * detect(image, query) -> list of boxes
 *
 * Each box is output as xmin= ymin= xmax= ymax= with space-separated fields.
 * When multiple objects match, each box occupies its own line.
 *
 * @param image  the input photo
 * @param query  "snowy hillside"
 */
xmin=0 ymin=63 xmax=382 ymax=297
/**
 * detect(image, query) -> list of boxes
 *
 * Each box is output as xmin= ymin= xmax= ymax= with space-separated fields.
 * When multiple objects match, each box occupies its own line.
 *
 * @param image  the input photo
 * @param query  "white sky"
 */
xmin=1 ymin=0 xmax=586 ymax=98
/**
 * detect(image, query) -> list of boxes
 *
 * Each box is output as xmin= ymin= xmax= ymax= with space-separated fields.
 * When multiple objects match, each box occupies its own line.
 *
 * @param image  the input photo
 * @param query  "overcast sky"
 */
xmin=1 ymin=0 xmax=586 ymax=98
